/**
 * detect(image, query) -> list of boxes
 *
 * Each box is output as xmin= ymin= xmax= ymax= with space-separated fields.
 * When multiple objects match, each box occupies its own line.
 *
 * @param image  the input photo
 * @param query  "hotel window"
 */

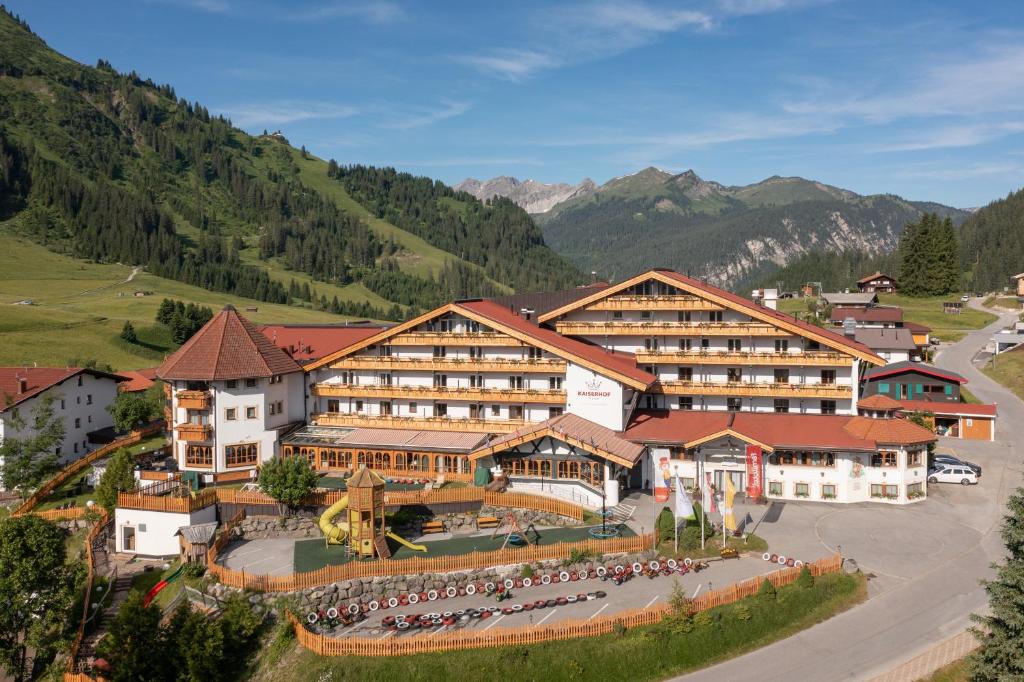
xmin=681 ymin=477 xmax=695 ymax=489
xmin=727 ymin=338 xmax=742 ymax=352
xmin=872 ymin=450 xmax=898 ymax=467
xmin=269 ymin=403 xmax=276 ymax=416
xmin=225 ymin=443 xmax=258 ymax=467
xmin=246 ymin=378 xmax=257 ymax=388
xmin=727 ymin=367 xmax=742 ymax=382
xmin=469 ymin=346 xmax=482 ymax=359
xmin=326 ymin=400 xmax=339 ymax=413
xmin=408 ymin=402 xmax=418 ymax=415
xmin=354 ymin=401 xmax=363 ymax=413
xmin=528 ymin=347 xmax=543 ymax=360
xmin=491 ymin=404 xmax=501 ymax=417
xmin=549 ymin=376 xmax=563 ymax=390
xmin=871 ymin=484 xmax=898 ymax=498
xmin=74 ymin=443 xmax=78 ymax=454
xmin=509 ymin=405 xmax=524 ymax=420
xmin=821 ymin=484 xmax=836 ymax=499
xmin=701 ymin=338 xmax=711 ymax=349
xmin=768 ymin=481 xmax=783 ymax=496
xmin=434 ymin=403 xmax=448 ymax=417
xmin=60 ymin=399 xmax=65 ymax=409
xmin=774 ymin=368 xmax=790 ymax=384
xmin=380 ymin=401 xmax=393 ymax=416
xmin=679 ymin=339 xmax=692 ymax=351
xmin=433 ymin=346 xmax=447 ymax=358
xmin=185 ymin=445 xmax=213 ymax=467
xmin=549 ymin=407 xmax=564 ymax=419
xmin=77 ymin=375 xmax=83 ymax=387
xmin=821 ymin=369 xmax=836 ymax=385
xmin=775 ymin=339 xmax=789 ymax=353
xmin=433 ymin=374 xmax=448 ymax=388
xmin=709 ymin=311 xmax=723 ymax=323
xmin=907 ymin=482 xmax=923 ymax=497
xmin=678 ymin=397 xmax=693 ymax=411
xmin=678 ymin=311 xmax=691 ymax=323
xmin=339 ymin=371 xmax=354 ymax=385
xmin=470 ymin=374 xmax=484 ymax=388
xmin=277 ymin=400 xmax=284 ymax=415
xmin=466 ymin=320 xmax=481 ymax=333
xmin=86 ymin=394 xmax=93 ymax=405
xmin=820 ymin=400 xmax=836 ymax=415
xmin=246 ymin=406 xmax=257 ymax=419
xmin=438 ymin=319 xmax=453 ymax=333
xmin=640 ymin=311 xmax=652 ymax=320
xmin=270 ymin=375 xmax=282 ymax=384
xmin=379 ymin=373 xmax=392 ymax=386
xmin=644 ymin=337 xmax=659 ymax=351
xmin=470 ymin=403 xmax=483 ymax=419
xmin=807 ymin=340 xmax=821 ymax=351
xmin=379 ymin=344 xmax=392 ymax=357
xmin=612 ymin=311 xmax=623 ymax=319
xmin=727 ymin=398 xmax=742 ymax=412
xmin=908 ymin=450 xmax=923 ymax=466
xmin=644 ymin=395 xmax=658 ymax=409
xmin=774 ymin=399 xmax=789 ymax=413
xmin=509 ymin=375 xmax=524 ymax=389
xmin=795 ymin=482 xmax=809 ymax=497
xmin=678 ymin=367 xmax=693 ymax=382
xmin=226 ymin=380 xmax=237 ymax=389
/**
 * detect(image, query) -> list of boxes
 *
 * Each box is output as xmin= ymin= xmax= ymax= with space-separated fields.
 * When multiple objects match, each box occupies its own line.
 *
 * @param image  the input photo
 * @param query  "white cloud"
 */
xmin=894 ymin=161 xmax=1024 ymax=181
xmin=381 ymin=100 xmax=472 ymax=130
xmin=390 ymin=156 xmax=545 ymax=168
xmin=452 ymin=51 xmax=557 ymax=82
xmin=866 ymin=122 xmax=1024 ymax=153
xmin=291 ymin=1 xmax=405 ymax=24
xmin=216 ymin=101 xmax=358 ymax=127
xmin=147 ymin=0 xmax=230 ymax=13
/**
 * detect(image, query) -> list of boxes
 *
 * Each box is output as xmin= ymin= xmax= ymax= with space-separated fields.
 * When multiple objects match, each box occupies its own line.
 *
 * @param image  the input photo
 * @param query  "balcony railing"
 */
xmin=176 ymin=389 xmax=211 ymax=410
xmin=635 ymin=350 xmax=852 ymax=366
xmin=328 ymin=356 xmax=567 ymax=373
xmin=314 ymin=384 xmax=567 ymax=404
xmin=312 ymin=412 xmax=529 ymax=433
xmin=654 ymin=381 xmax=853 ymax=398
xmin=389 ymin=332 xmax=522 ymax=347
xmin=585 ymin=295 xmax=724 ymax=312
xmin=175 ymin=423 xmax=213 ymax=442
xmin=554 ymin=321 xmax=789 ymax=337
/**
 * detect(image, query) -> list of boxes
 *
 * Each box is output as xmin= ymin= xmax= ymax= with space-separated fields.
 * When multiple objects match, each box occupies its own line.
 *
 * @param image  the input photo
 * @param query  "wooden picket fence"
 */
xmin=206 ymin=516 xmax=652 ymax=593
xmin=31 ymin=506 xmax=90 ymax=521
xmin=64 ymin=514 xmax=109 ymax=679
xmin=13 ymin=422 xmax=164 ymax=516
xmin=118 ymin=485 xmax=584 ymax=522
xmin=289 ymin=553 xmax=844 ymax=657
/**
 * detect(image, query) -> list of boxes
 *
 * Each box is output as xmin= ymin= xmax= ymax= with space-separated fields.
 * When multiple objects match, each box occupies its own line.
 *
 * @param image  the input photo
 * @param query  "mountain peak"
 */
xmin=455 ymin=175 xmax=596 ymax=214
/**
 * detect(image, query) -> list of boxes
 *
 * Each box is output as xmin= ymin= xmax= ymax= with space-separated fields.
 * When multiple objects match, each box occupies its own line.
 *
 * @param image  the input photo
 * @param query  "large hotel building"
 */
xmin=158 ymin=269 xmax=936 ymax=507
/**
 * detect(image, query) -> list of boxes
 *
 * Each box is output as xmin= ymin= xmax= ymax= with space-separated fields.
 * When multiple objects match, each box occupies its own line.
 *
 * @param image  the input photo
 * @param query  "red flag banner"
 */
xmin=745 ymin=445 xmax=763 ymax=500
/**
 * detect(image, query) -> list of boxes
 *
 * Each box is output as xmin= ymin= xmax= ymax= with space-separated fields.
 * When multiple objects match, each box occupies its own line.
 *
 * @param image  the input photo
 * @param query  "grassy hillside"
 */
xmin=0 ymin=232 xmax=341 ymax=369
xmin=878 ymin=294 xmax=996 ymax=342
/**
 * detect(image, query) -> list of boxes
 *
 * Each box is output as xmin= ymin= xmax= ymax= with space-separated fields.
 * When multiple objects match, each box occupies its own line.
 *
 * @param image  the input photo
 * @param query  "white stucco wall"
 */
xmin=564 ymin=362 xmax=627 ymax=430
xmin=114 ymin=506 xmax=217 ymax=557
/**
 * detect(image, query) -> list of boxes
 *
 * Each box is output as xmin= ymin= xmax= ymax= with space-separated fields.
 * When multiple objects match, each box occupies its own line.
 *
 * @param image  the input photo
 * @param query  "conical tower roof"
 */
xmin=157 ymin=305 xmax=302 ymax=381
xmin=347 ymin=466 xmax=385 ymax=489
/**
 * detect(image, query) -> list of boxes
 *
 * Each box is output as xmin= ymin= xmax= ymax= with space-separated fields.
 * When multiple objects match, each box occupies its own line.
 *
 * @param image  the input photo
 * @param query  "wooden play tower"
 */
xmin=347 ymin=467 xmax=389 ymax=559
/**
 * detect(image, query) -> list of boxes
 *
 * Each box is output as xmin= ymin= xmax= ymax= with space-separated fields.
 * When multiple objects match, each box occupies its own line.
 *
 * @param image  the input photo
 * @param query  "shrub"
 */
xmin=796 ymin=566 xmax=815 ymax=589
xmin=668 ymin=578 xmax=689 ymax=613
xmin=692 ymin=610 xmax=714 ymax=628
xmin=259 ymin=456 xmax=317 ymax=507
xmin=613 ymin=621 xmax=626 ymax=637
xmin=520 ymin=564 xmax=534 ymax=579
xmin=757 ymin=578 xmax=777 ymax=600
xmin=656 ymin=507 xmax=676 ymax=543
xmin=182 ymin=562 xmax=206 ymax=579
xmin=566 ymin=548 xmax=595 ymax=565
xmin=733 ymin=603 xmax=752 ymax=621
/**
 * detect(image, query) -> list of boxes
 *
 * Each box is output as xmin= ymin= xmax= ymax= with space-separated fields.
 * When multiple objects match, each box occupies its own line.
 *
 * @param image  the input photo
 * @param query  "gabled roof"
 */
xmin=863 ymin=361 xmax=967 ymax=384
xmin=0 ymin=367 xmax=128 ymax=413
xmin=857 ymin=272 xmax=896 ymax=285
xmin=486 ymin=282 xmax=610 ymax=321
xmin=857 ymin=394 xmax=902 ymax=410
xmin=904 ymin=321 xmax=932 ymax=334
xmin=304 ymin=301 xmax=656 ymax=390
xmin=157 ymin=305 xmax=303 ymax=381
xmin=470 ymin=413 xmax=646 ymax=467
xmin=897 ymin=400 xmax=997 ymax=418
xmin=119 ymin=367 xmax=158 ymax=393
xmin=828 ymin=307 xmax=903 ymax=324
xmin=842 ymin=415 xmax=936 ymax=446
xmin=821 ymin=292 xmax=879 ymax=306
xmin=536 ymin=269 xmax=883 ymax=365
xmin=348 ymin=466 xmax=386 ymax=488
xmin=257 ymin=323 xmax=386 ymax=362
xmin=175 ymin=522 xmax=218 ymax=545
xmin=853 ymin=328 xmax=918 ymax=352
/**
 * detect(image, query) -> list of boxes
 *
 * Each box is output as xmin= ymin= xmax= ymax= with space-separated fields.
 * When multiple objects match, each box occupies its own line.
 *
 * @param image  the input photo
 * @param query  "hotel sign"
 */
xmin=574 ymin=376 xmax=612 ymax=402
xmin=745 ymin=445 xmax=764 ymax=500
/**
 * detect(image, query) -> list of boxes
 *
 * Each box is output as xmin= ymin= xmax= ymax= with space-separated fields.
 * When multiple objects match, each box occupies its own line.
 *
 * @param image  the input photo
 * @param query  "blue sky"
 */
xmin=9 ymin=0 xmax=1024 ymax=207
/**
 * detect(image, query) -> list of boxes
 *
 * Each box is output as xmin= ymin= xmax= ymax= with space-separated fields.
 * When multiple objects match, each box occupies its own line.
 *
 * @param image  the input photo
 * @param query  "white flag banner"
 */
xmin=674 ymin=475 xmax=694 ymax=519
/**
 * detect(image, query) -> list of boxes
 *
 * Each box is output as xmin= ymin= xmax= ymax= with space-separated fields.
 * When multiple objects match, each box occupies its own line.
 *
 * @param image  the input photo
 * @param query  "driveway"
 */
xmin=678 ymin=302 xmax=1023 ymax=682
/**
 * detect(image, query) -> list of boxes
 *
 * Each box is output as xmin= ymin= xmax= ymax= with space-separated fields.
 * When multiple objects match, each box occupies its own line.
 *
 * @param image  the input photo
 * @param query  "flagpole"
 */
xmin=699 ymin=452 xmax=706 ymax=550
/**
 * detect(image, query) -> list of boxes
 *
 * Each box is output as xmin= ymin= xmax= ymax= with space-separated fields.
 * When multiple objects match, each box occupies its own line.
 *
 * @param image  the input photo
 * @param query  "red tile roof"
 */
xmin=0 ymin=367 xmax=127 ymax=412
xmin=456 ymin=299 xmax=657 ymax=388
xmin=623 ymin=408 xmax=934 ymax=449
xmin=119 ymin=367 xmax=158 ymax=393
xmin=157 ymin=305 xmax=303 ymax=381
xmin=828 ymin=307 xmax=904 ymax=324
xmin=904 ymin=321 xmax=932 ymax=334
xmin=257 ymin=324 xmax=386 ymax=362
xmin=857 ymin=394 xmax=902 ymax=410
xmin=897 ymin=400 xmax=997 ymax=418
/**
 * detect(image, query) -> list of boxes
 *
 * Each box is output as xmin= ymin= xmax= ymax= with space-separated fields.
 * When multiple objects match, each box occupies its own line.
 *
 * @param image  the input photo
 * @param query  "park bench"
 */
xmin=421 ymin=520 xmax=446 ymax=534
xmin=476 ymin=516 xmax=500 ymax=529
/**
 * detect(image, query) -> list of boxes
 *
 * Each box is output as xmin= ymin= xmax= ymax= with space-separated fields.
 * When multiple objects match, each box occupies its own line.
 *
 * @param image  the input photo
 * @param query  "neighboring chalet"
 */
xmin=119 ymin=367 xmax=158 ymax=393
xmin=829 ymin=306 xmax=903 ymax=329
xmin=0 ymin=367 xmax=126 ymax=489
xmin=156 ymin=305 xmax=306 ymax=485
xmin=821 ymin=292 xmax=879 ymax=308
xmin=852 ymin=328 xmax=920 ymax=363
xmin=1012 ymin=272 xmax=1024 ymax=297
xmin=862 ymin=361 xmax=966 ymax=402
xmin=857 ymin=272 xmax=897 ymax=294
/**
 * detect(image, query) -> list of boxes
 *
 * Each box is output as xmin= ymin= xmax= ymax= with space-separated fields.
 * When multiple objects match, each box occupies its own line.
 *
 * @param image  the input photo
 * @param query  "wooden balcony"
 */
xmin=586 ymin=295 xmax=724 ymax=312
xmin=388 ymin=332 xmax=522 ymax=347
xmin=175 ymin=423 xmax=213 ymax=442
xmin=176 ymin=390 xmax=211 ymax=410
xmin=328 ymin=356 xmax=566 ymax=373
xmin=312 ymin=412 xmax=528 ymax=433
xmin=655 ymin=381 xmax=853 ymax=398
xmin=554 ymin=321 xmax=789 ymax=337
xmin=635 ymin=350 xmax=852 ymax=366
xmin=314 ymin=384 xmax=567 ymax=404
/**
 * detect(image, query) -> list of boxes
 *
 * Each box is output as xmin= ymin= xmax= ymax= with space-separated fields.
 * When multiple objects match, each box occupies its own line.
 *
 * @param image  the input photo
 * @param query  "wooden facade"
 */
xmin=281 ymin=443 xmax=474 ymax=480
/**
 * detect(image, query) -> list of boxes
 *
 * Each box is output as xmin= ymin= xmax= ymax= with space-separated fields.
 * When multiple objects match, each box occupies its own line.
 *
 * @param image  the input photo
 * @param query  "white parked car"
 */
xmin=928 ymin=465 xmax=978 ymax=485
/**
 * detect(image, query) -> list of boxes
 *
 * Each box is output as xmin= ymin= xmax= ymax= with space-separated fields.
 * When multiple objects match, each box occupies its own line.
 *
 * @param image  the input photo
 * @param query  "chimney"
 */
xmin=520 ymin=307 xmax=535 ymax=321
xmin=18 ymin=377 xmax=27 ymax=394
xmin=843 ymin=318 xmax=857 ymax=337
xmin=762 ymin=288 xmax=778 ymax=311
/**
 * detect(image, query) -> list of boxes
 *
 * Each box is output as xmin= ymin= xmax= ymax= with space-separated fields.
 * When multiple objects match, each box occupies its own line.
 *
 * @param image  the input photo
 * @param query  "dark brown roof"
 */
xmin=829 ymin=307 xmax=904 ymax=324
xmin=853 ymin=328 xmax=918 ymax=352
xmin=157 ymin=305 xmax=303 ymax=381
xmin=857 ymin=272 xmax=896 ymax=285
xmin=487 ymin=282 xmax=610 ymax=321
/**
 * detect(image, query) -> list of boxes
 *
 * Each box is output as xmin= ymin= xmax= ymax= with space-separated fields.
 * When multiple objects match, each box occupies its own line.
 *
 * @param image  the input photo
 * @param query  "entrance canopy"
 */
xmin=470 ymin=413 xmax=645 ymax=468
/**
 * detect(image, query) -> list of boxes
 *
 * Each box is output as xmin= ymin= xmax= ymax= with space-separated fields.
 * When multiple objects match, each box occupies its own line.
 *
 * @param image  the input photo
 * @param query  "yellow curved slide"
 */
xmin=318 ymin=495 xmax=350 ymax=545
xmin=386 ymin=531 xmax=427 ymax=552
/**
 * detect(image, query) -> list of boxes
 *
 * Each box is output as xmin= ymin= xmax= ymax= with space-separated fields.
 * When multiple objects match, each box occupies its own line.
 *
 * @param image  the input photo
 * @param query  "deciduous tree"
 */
xmin=258 ymin=456 xmax=317 ymax=507
xmin=0 ymin=394 xmax=65 ymax=496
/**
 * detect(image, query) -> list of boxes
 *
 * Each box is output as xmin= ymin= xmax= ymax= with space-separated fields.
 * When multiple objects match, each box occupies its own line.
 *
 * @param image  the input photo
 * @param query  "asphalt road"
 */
xmin=678 ymin=301 xmax=1023 ymax=682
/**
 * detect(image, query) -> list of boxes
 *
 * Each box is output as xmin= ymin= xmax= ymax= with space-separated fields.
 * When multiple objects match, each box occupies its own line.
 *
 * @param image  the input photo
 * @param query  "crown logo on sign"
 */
xmin=585 ymin=377 xmax=603 ymax=391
